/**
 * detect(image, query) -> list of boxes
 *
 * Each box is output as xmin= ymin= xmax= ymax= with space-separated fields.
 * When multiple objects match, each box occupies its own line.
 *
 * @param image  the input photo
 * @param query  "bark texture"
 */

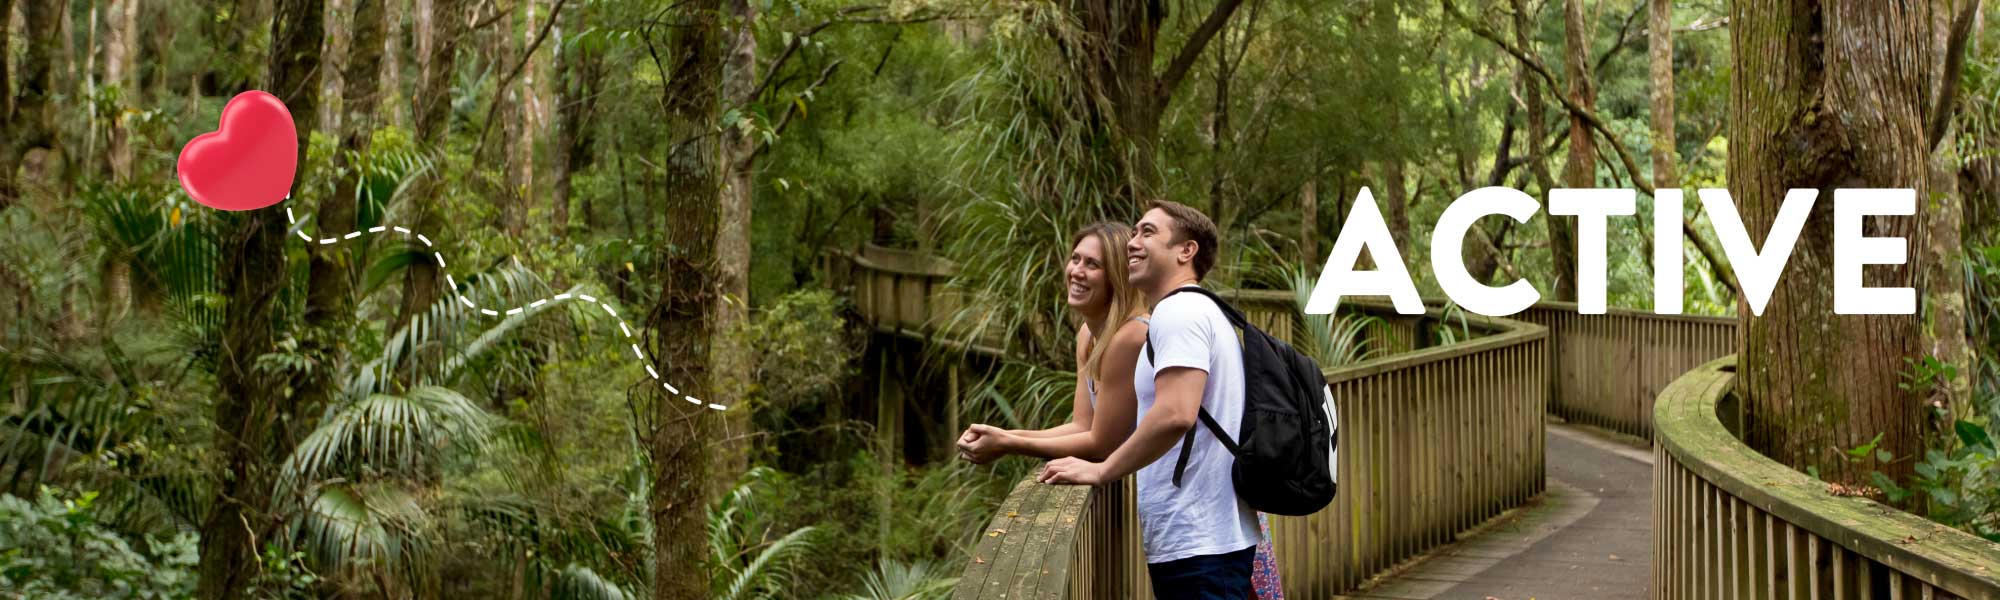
xmin=392 ymin=0 xmax=466 ymax=347
xmin=1553 ymin=0 xmax=1595 ymax=302
xmin=712 ymin=0 xmax=757 ymax=496
xmin=1646 ymin=0 xmax=1676 ymax=190
xmin=197 ymin=0 xmax=322 ymax=596
xmin=1061 ymin=0 xmax=1246 ymax=204
xmin=1 ymin=0 xmax=61 ymax=204
xmin=1732 ymin=0 xmax=1941 ymax=484
xmin=647 ymin=1 xmax=721 ymax=596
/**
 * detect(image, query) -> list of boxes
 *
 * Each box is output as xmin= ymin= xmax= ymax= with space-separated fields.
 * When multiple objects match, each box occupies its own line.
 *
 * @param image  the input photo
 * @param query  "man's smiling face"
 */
xmin=1128 ymin=208 xmax=1181 ymax=290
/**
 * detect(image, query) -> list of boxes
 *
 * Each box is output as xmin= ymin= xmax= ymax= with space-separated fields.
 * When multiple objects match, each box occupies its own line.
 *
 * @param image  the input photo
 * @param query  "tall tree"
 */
xmin=712 ymin=0 xmax=756 ymax=491
xmin=0 ymin=0 xmax=11 ymax=124
xmin=549 ymin=1 xmax=600 ymax=236
xmin=104 ymin=0 xmax=138 ymax=182
xmin=1551 ymin=0 xmax=1596 ymax=302
xmin=1060 ymin=0 xmax=1249 ymax=203
xmin=1 ymin=0 xmax=62 ymax=205
xmin=644 ymin=0 xmax=721 ymax=596
xmin=1646 ymin=0 xmax=1674 ymax=191
xmin=505 ymin=0 xmax=538 ymax=237
xmin=197 ymin=0 xmax=322 ymax=596
xmin=392 ymin=0 xmax=467 ymax=345
xmin=1732 ymin=0 xmax=1949 ymax=484
xmin=1918 ymin=0 xmax=1980 ymax=428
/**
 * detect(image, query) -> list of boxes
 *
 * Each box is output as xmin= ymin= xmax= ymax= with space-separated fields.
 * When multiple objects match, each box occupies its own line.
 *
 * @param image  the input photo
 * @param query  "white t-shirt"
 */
xmin=1132 ymin=288 xmax=1261 ymax=564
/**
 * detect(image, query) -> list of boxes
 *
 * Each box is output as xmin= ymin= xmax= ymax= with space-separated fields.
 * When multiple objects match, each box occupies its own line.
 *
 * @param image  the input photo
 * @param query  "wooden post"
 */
xmin=946 ymin=363 xmax=960 ymax=451
xmin=877 ymin=347 xmax=894 ymax=555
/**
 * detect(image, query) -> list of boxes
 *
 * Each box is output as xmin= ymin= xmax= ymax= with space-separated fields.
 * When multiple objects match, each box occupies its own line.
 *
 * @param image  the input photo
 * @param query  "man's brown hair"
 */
xmin=1147 ymin=199 xmax=1220 ymax=280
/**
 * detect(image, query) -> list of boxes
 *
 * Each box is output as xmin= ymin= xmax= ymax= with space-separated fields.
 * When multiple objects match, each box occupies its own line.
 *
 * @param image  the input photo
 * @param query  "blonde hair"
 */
xmin=1072 ymin=222 xmax=1147 ymax=382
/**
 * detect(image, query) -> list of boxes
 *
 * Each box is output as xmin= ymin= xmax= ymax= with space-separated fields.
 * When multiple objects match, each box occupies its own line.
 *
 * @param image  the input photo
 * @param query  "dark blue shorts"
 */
xmin=1147 ymin=545 xmax=1256 ymax=600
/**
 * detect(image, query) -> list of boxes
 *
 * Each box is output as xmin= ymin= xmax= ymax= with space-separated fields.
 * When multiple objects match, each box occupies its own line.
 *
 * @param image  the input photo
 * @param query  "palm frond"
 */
xmin=281 ymin=386 xmax=496 ymax=495
xmin=842 ymin=558 xmax=957 ymax=600
xmin=295 ymin=483 xmax=436 ymax=590
xmin=552 ymin=563 xmax=635 ymax=600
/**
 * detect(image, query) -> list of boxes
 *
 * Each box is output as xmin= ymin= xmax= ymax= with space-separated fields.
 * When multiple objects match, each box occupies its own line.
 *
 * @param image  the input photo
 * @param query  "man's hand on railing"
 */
xmin=1039 ymin=456 xmax=1107 ymax=485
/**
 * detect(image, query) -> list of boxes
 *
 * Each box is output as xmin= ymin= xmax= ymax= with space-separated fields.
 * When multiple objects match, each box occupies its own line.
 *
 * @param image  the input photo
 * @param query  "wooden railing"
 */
xmin=950 ymin=288 xmax=1550 ymax=600
xmin=1514 ymin=303 xmax=1736 ymax=439
xmin=1654 ymin=356 xmax=2000 ymax=599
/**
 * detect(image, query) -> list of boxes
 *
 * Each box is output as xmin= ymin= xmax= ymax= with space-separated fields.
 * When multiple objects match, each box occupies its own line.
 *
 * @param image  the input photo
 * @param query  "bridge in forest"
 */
xmin=823 ymin=245 xmax=2000 ymax=600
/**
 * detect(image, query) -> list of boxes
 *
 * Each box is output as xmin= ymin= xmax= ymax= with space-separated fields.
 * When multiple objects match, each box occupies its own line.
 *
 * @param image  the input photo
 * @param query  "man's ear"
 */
xmin=1176 ymin=240 xmax=1199 ymax=267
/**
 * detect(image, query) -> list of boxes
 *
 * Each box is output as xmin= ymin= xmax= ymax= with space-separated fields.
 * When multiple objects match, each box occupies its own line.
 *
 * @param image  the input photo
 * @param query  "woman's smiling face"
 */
xmin=1066 ymin=234 xmax=1111 ymax=312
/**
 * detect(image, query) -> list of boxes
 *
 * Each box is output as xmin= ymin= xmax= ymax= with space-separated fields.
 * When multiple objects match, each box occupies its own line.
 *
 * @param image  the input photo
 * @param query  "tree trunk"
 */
xmin=381 ymin=0 xmax=407 ymax=129
xmin=1551 ymin=0 xmax=1595 ymax=303
xmin=197 ymin=0 xmax=321 ymax=597
xmin=647 ymin=0 xmax=721 ymax=597
xmin=550 ymin=1 xmax=599 ymax=238
xmin=317 ymin=0 xmax=349 ymax=135
xmin=1509 ymin=9 xmax=1555 ymax=196
xmin=1061 ymin=0 xmax=1245 ymax=205
xmin=500 ymin=0 xmax=534 ymax=237
xmin=0 ymin=0 xmax=12 ymax=124
xmin=103 ymin=0 xmax=136 ymax=182
xmin=1732 ymin=0 xmax=1939 ymax=485
xmin=1300 ymin=177 xmax=1317 ymax=261
xmin=1382 ymin=159 xmax=1412 ymax=272
xmin=711 ymin=0 xmax=756 ymax=497
xmin=1 ymin=0 xmax=61 ymax=204
xmin=1646 ymin=0 xmax=1676 ymax=190
xmin=392 ymin=0 xmax=465 ymax=346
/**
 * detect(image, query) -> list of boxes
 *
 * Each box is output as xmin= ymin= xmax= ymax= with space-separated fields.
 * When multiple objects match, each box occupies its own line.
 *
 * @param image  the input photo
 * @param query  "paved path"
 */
xmin=1348 ymin=424 xmax=1654 ymax=600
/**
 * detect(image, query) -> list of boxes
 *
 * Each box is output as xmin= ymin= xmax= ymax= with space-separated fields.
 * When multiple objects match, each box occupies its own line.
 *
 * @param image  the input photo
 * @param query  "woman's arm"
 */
xmin=958 ymin=324 xmax=1093 ymax=462
xmin=997 ymin=320 xmax=1145 ymax=461
xmin=1007 ymin=325 xmax=1096 ymax=438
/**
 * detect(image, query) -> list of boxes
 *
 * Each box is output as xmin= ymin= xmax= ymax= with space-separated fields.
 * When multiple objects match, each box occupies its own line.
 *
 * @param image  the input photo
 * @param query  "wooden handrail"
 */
xmin=952 ymin=290 xmax=1551 ymax=599
xmin=1654 ymin=356 xmax=2000 ymax=599
xmin=835 ymin=248 xmax=2000 ymax=599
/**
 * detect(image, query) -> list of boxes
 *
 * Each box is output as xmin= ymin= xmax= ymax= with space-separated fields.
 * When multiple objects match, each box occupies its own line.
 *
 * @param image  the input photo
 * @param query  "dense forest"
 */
xmin=1 ymin=0 xmax=1996 ymax=598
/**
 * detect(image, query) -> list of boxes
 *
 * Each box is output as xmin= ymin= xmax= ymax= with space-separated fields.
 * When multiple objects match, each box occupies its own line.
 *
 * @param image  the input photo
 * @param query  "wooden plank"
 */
xmin=1020 ymin=481 xmax=1091 ymax=600
xmin=969 ymin=477 xmax=1055 ymax=600
xmin=956 ymin=476 xmax=1041 ymax=599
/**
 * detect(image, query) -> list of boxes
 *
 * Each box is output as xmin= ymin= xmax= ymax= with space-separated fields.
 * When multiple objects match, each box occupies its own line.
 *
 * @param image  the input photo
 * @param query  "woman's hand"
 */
xmin=957 ymin=424 xmax=1013 ymax=465
xmin=1038 ymin=456 xmax=1106 ymax=485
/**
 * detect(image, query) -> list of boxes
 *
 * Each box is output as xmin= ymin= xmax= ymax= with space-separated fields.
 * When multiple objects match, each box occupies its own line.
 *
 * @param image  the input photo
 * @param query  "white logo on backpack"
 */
xmin=1322 ymin=386 xmax=1339 ymax=482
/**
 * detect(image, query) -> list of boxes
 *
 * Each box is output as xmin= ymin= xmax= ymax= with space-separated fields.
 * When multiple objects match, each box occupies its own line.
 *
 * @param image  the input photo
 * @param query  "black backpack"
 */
xmin=1145 ymin=286 xmax=1339 ymax=517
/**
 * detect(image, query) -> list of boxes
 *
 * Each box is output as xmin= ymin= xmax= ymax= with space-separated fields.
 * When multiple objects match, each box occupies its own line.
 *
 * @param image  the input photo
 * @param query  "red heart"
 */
xmin=176 ymin=90 xmax=298 ymax=211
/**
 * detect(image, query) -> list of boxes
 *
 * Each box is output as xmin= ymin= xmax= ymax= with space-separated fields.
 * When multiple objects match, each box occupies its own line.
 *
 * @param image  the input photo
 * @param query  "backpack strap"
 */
xmin=1142 ymin=290 xmax=1243 ymax=488
xmin=1172 ymin=407 xmax=1238 ymax=487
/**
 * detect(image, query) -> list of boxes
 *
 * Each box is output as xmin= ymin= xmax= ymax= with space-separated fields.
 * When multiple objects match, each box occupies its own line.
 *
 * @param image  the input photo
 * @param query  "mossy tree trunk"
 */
xmin=712 ymin=0 xmax=757 ymax=497
xmin=1 ymin=0 xmax=61 ymax=206
xmin=1062 ymin=0 xmax=1245 ymax=205
xmin=391 ymin=0 xmax=466 ymax=354
xmin=198 ymin=0 xmax=322 ymax=596
xmin=1731 ymin=0 xmax=1946 ymax=485
xmin=647 ymin=0 xmax=720 ymax=597
xmin=1551 ymin=0 xmax=1595 ymax=302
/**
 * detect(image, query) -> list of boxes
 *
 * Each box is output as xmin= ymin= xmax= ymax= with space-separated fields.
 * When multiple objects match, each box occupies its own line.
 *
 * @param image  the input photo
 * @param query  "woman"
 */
xmin=956 ymin=221 xmax=1149 ymax=465
xmin=955 ymin=222 xmax=1285 ymax=599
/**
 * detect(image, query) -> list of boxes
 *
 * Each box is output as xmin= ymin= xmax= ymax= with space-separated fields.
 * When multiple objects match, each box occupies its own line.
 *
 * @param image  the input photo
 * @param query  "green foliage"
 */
xmin=707 ymin=468 xmax=822 ymax=600
xmin=0 ymin=487 xmax=199 ymax=599
xmin=1289 ymin=268 xmax=1383 ymax=366
xmin=734 ymin=289 xmax=863 ymax=413
xmin=839 ymin=558 xmax=957 ymax=600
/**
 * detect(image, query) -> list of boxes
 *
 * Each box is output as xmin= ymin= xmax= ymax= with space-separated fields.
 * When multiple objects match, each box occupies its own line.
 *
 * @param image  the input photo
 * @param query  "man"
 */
xmin=1041 ymin=200 xmax=1260 ymax=600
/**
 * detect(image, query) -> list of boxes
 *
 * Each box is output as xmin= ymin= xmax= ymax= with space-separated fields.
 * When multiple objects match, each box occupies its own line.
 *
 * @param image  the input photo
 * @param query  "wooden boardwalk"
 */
xmin=1350 ymin=424 xmax=1654 ymax=600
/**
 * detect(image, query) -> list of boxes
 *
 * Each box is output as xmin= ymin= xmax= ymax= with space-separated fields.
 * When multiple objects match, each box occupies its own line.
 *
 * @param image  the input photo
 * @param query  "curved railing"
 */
xmin=834 ymin=245 xmax=1996 ymax=598
xmin=1654 ymin=356 xmax=2000 ymax=599
xmin=1514 ymin=303 xmax=1735 ymax=439
xmin=950 ymin=287 xmax=1551 ymax=599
